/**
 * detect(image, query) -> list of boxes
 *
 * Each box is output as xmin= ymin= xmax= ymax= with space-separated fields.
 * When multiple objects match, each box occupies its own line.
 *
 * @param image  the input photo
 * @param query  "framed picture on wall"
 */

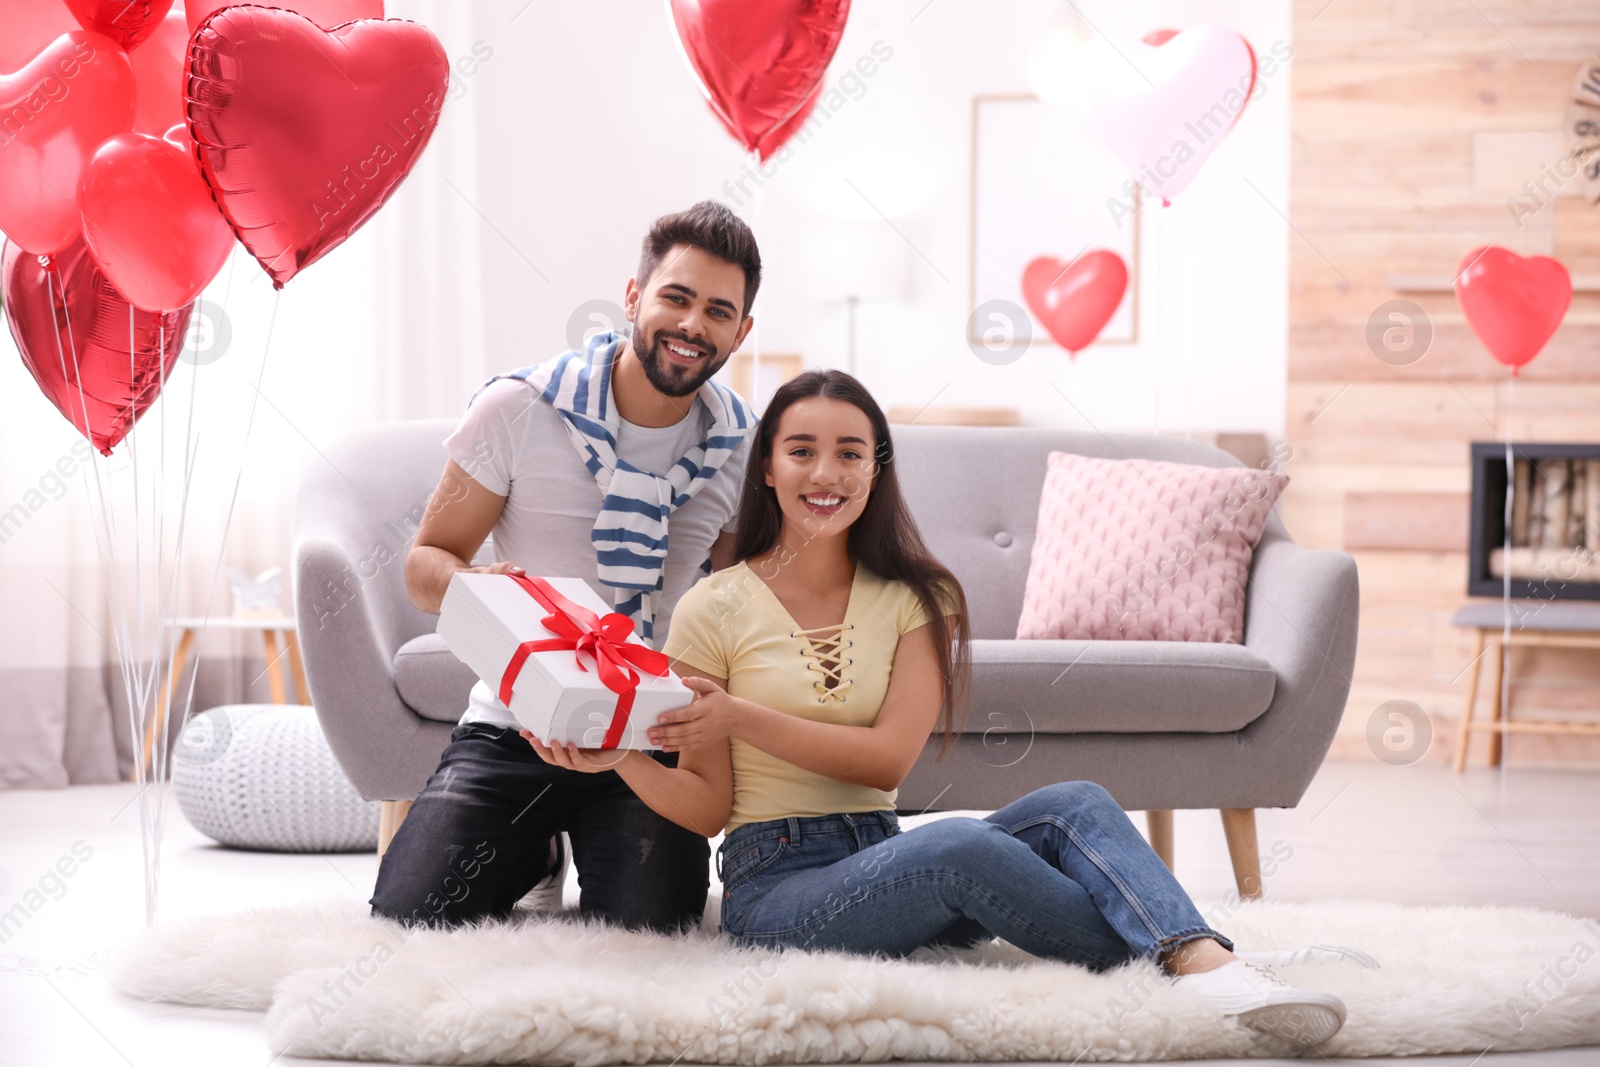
xmin=969 ymin=93 xmax=1141 ymax=348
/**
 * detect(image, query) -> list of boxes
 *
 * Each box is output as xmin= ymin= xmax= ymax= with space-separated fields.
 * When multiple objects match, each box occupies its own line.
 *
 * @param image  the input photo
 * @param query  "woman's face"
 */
xmin=763 ymin=396 xmax=879 ymax=545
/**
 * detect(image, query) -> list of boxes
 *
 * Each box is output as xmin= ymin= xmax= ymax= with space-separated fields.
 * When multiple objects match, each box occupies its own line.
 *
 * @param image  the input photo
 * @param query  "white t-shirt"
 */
xmin=442 ymin=375 xmax=754 ymax=726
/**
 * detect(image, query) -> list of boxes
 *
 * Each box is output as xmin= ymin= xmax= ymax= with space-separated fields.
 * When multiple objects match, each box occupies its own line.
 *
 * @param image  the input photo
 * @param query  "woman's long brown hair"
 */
xmin=728 ymin=370 xmax=972 ymax=756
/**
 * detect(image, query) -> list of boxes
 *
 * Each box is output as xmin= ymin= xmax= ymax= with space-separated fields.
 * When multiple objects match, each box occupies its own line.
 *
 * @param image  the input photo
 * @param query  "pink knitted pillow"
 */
xmin=1016 ymin=453 xmax=1288 ymax=643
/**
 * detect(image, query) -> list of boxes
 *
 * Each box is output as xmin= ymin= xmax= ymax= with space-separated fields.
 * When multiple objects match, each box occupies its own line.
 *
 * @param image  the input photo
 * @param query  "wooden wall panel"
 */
xmin=1289 ymin=0 xmax=1600 ymax=766
xmin=1343 ymin=492 xmax=1470 ymax=551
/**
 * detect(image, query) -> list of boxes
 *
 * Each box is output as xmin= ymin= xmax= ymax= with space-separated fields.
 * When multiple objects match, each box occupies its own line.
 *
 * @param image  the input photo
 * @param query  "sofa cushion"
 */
xmin=395 ymin=632 xmax=1275 ymax=734
xmin=969 ymin=639 xmax=1276 ymax=733
xmin=1017 ymin=452 xmax=1288 ymax=643
xmin=394 ymin=633 xmax=479 ymax=722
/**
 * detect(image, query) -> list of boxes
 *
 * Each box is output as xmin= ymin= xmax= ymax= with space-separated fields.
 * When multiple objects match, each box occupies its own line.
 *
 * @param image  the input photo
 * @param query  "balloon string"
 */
xmin=122 ymin=300 xmax=166 ymax=926
xmin=153 ymin=317 xmax=169 ymax=794
xmin=1500 ymin=368 xmax=1513 ymax=787
xmin=149 ymin=316 xmax=180 ymax=884
xmin=150 ymin=343 xmax=205 ymax=906
xmin=127 ymin=304 xmax=147 ymax=727
xmin=146 ymin=294 xmax=225 ymax=927
xmin=48 ymin=266 xmax=157 ymax=919
xmin=750 ymin=152 xmax=763 ymax=402
xmin=1181 ymin=201 xmax=1193 ymax=442
xmin=53 ymin=271 xmax=140 ymax=769
xmin=176 ymin=289 xmax=284 ymax=816
xmin=1158 ymin=192 xmax=1171 ymax=438
xmin=49 ymin=266 xmax=140 ymax=770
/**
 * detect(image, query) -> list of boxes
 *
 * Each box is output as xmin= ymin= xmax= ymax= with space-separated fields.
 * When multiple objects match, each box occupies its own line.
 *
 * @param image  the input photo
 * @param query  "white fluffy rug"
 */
xmin=110 ymin=896 xmax=1600 ymax=1063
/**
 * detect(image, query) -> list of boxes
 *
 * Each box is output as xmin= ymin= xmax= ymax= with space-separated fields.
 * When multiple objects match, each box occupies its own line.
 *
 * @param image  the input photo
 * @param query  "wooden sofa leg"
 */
xmin=1146 ymin=810 xmax=1175 ymax=872
xmin=1220 ymin=808 xmax=1262 ymax=900
xmin=378 ymin=800 xmax=413 ymax=859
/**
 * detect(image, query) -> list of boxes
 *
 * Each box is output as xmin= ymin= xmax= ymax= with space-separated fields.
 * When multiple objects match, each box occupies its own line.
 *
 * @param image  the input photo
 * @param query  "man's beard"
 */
xmin=631 ymin=320 xmax=724 ymax=398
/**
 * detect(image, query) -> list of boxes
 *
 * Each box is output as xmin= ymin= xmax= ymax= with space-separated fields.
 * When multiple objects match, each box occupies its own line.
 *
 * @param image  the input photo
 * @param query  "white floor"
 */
xmin=3 ymin=758 xmax=1598 ymax=1066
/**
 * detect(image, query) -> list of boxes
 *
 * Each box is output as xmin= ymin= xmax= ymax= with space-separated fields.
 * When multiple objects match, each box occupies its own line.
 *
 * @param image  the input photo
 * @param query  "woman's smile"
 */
xmin=801 ymin=491 xmax=845 ymax=516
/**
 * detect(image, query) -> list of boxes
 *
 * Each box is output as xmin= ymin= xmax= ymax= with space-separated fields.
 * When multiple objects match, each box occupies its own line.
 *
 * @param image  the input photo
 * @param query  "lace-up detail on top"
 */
xmin=792 ymin=623 xmax=857 ymax=704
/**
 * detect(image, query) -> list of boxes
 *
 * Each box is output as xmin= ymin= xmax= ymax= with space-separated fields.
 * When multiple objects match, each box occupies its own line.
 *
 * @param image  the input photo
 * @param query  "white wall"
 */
xmin=450 ymin=0 xmax=1291 ymax=437
xmin=0 ymin=0 xmax=1291 ymax=729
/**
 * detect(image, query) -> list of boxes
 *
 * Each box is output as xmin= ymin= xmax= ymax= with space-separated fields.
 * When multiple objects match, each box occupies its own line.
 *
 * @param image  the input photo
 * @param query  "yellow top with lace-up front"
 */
xmin=660 ymin=559 xmax=945 ymax=832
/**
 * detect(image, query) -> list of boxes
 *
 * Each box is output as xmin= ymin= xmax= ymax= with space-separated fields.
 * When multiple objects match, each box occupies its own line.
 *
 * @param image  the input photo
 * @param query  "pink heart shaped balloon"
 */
xmin=0 ymin=1 xmax=78 ymax=72
xmin=0 ymin=32 xmax=135 ymax=255
xmin=1061 ymin=24 xmax=1256 ymax=204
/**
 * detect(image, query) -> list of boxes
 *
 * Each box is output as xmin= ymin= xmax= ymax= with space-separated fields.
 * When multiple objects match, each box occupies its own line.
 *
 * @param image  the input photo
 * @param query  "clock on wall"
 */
xmin=1567 ymin=56 xmax=1600 ymax=204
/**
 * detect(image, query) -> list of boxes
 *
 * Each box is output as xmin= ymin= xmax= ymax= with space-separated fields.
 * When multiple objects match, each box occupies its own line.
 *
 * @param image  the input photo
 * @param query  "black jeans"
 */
xmin=369 ymin=722 xmax=709 ymax=933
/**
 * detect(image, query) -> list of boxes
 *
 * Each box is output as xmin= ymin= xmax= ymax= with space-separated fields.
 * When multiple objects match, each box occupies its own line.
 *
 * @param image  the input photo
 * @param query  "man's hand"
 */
xmin=521 ymin=731 xmax=631 ymax=773
xmin=648 ymin=676 xmax=744 ymax=752
xmin=469 ymin=561 xmax=525 ymax=577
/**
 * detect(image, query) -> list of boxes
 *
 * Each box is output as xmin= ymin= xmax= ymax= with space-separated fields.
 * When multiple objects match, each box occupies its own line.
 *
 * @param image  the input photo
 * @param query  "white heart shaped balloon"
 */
xmin=1060 ymin=24 xmax=1257 ymax=203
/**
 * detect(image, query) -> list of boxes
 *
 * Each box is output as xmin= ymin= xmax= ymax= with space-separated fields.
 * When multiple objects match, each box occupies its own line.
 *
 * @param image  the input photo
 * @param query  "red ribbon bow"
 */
xmin=497 ymin=574 xmax=671 ymax=749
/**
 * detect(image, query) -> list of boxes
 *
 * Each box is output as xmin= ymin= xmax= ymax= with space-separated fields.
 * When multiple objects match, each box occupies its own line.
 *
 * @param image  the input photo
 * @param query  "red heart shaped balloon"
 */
xmin=668 ymin=0 xmax=849 ymax=161
xmin=1454 ymin=246 xmax=1572 ymax=376
xmin=3 ymin=236 xmax=193 ymax=456
xmin=1021 ymin=251 xmax=1129 ymax=355
xmin=186 ymin=0 xmax=384 ymax=34
xmin=0 ymin=32 xmax=135 ymax=255
xmin=78 ymin=131 xmax=236 ymax=312
xmin=755 ymin=84 xmax=821 ymax=161
xmin=0 ymin=1 xmax=79 ymax=72
xmin=64 ymin=0 xmax=175 ymax=52
xmin=185 ymin=7 xmax=448 ymax=287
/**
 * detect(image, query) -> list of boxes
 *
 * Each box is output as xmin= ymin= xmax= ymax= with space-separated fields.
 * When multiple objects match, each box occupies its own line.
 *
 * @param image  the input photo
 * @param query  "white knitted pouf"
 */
xmin=173 ymin=704 xmax=380 ymax=852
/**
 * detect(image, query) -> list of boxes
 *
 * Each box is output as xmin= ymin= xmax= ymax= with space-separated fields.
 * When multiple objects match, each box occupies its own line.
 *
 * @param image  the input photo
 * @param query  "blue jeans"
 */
xmin=716 ymin=781 xmax=1233 ymax=969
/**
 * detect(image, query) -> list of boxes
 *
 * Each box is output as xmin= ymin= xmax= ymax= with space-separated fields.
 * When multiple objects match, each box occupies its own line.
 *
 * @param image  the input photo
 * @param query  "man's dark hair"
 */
xmin=637 ymin=200 xmax=762 ymax=318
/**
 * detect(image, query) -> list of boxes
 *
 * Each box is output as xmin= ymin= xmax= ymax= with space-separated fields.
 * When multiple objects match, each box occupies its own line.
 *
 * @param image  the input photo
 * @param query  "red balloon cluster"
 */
xmin=1 ymin=0 xmax=447 ymax=454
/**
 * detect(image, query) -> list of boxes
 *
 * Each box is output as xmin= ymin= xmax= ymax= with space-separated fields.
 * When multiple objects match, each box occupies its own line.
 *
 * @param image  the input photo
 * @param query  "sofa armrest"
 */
xmin=1237 ymin=531 xmax=1360 ymax=797
xmin=294 ymin=534 xmax=452 ymax=801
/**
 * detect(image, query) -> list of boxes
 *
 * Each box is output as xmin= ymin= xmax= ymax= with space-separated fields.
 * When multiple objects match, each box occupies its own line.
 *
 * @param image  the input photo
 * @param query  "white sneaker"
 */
xmin=1235 ymin=944 xmax=1380 ymax=969
xmin=1174 ymin=959 xmax=1346 ymax=1048
xmin=517 ymin=832 xmax=569 ymax=914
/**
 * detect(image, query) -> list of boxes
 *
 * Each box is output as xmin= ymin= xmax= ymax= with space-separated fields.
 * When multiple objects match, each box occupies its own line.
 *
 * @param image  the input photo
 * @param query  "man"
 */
xmin=370 ymin=201 xmax=761 ymax=933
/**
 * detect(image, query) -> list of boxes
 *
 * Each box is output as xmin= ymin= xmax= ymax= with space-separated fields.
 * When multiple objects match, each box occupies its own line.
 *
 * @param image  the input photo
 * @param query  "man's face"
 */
xmin=624 ymin=244 xmax=754 ymax=398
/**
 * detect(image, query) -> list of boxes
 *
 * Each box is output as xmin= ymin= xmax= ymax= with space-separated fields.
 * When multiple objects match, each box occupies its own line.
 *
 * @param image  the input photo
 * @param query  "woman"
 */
xmin=526 ymin=370 xmax=1368 ymax=1049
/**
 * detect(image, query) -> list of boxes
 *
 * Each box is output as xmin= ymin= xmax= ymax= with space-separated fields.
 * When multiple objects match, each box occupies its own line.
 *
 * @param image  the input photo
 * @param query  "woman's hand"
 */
xmin=648 ymin=676 xmax=744 ymax=752
xmin=521 ymin=731 xmax=630 ymax=773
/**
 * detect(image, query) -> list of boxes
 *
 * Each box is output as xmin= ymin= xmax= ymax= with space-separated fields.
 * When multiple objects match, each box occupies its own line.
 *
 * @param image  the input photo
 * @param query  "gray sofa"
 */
xmin=293 ymin=420 xmax=1358 ymax=898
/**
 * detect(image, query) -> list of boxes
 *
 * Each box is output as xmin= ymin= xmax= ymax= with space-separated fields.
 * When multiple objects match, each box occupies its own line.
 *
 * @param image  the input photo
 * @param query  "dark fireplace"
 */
xmin=1468 ymin=442 xmax=1600 ymax=601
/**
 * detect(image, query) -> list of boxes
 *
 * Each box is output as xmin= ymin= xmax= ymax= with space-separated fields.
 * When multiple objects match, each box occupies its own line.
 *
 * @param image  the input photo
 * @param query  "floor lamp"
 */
xmin=802 ymin=218 xmax=909 ymax=380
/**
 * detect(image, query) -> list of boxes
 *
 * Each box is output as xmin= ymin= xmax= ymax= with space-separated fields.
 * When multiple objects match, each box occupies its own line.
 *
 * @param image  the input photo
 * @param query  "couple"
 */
xmin=372 ymin=201 xmax=1365 ymax=1050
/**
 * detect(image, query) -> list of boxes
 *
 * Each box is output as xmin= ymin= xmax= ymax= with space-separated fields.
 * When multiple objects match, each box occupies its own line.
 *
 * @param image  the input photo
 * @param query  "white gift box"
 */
xmin=436 ymin=572 xmax=692 ymax=750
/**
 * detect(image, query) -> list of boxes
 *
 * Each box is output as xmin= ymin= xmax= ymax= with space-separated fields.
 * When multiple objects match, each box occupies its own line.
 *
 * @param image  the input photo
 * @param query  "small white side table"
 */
xmin=140 ymin=615 xmax=311 ymax=778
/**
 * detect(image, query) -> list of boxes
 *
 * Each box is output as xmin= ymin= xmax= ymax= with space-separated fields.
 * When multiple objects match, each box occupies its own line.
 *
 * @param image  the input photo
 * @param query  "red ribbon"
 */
xmin=496 ymin=574 xmax=670 ymax=749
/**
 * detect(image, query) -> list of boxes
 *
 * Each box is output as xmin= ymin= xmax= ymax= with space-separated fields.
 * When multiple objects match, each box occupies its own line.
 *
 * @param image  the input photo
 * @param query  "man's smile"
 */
xmin=663 ymin=338 xmax=709 ymax=365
